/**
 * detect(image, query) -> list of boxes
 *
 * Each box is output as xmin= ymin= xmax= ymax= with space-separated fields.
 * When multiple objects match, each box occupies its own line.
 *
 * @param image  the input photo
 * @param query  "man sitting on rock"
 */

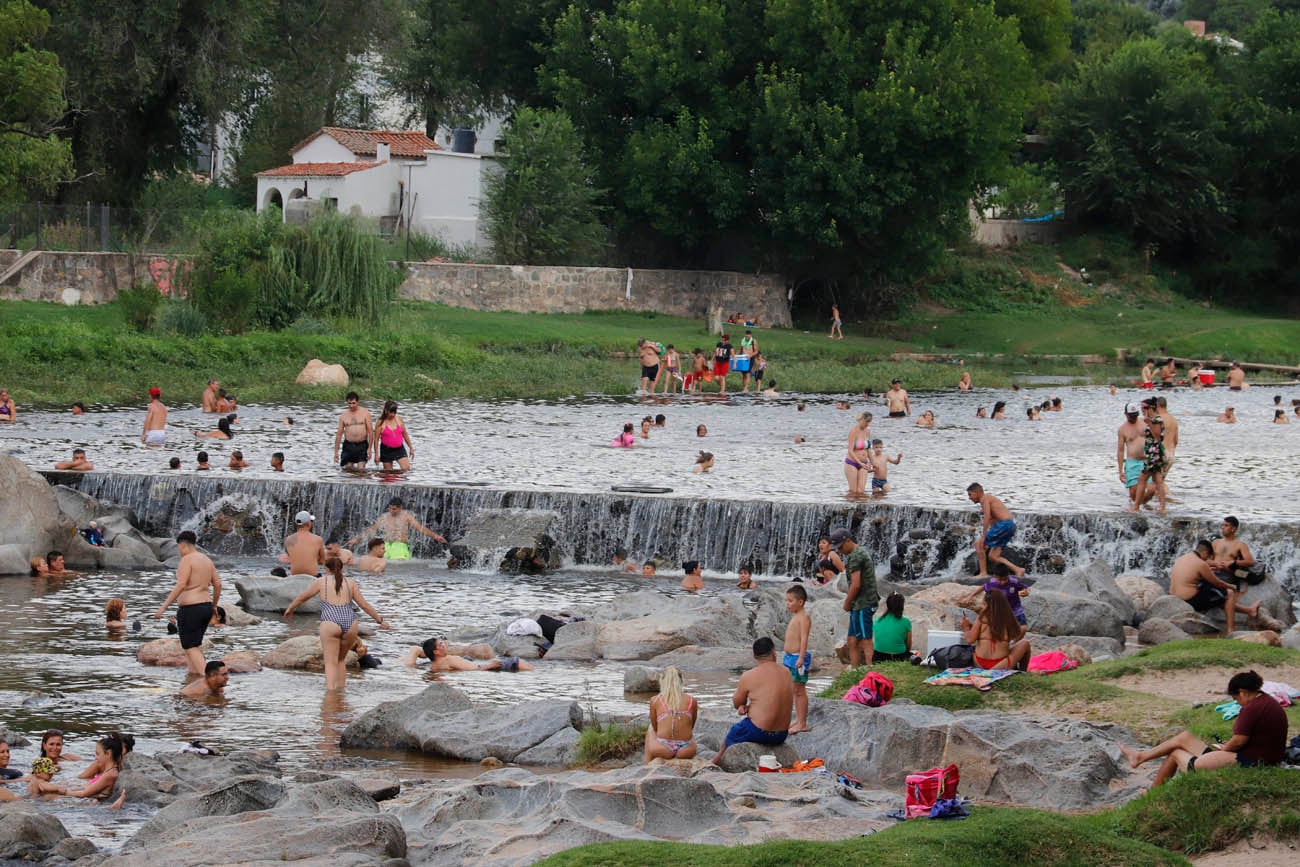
xmin=1170 ymin=540 xmax=1259 ymax=635
xmin=179 ymin=660 xmax=229 ymax=699
xmin=712 ymin=637 xmax=794 ymax=766
xmin=402 ymin=637 xmax=534 ymax=672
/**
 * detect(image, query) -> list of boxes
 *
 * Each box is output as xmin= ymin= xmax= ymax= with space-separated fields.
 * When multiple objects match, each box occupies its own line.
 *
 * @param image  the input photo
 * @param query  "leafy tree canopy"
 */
xmin=0 ymin=0 xmax=72 ymax=203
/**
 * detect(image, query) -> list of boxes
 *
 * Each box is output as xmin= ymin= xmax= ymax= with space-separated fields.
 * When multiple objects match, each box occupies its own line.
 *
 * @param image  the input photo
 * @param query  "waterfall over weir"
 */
xmin=44 ymin=471 xmax=1300 ymax=591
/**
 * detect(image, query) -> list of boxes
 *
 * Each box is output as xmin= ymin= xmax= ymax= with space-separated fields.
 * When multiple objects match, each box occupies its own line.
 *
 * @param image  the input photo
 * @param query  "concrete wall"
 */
xmin=972 ymin=217 xmax=1063 ymax=247
xmin=400 ymin=263 xmax=793 ymax=326
xmin=0 ymin=250 xmax=792 ymax=326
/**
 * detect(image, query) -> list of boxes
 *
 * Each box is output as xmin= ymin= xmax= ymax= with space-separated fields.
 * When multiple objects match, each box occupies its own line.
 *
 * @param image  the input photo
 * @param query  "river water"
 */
xmin=1 ymin=384 xmax=1297 ymax=851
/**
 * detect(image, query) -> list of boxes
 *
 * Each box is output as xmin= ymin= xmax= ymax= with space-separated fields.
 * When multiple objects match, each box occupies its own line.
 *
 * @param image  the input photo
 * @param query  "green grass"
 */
xmin=574 ymin=721 xmax=645 ymax=766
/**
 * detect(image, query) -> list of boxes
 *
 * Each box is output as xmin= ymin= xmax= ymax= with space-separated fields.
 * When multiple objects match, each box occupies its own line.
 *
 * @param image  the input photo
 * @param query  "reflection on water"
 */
xmin=0 ymin=562 xmax=832 ymax=851
xmin=3 ymin=385 xmax=1299 ymax=517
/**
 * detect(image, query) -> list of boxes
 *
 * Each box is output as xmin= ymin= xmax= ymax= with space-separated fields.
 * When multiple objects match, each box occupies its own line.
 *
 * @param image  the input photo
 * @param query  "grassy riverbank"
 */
xmin=3 ymin=249 xmax=1299 ymax=407
xmin=537 ymin=642 xmax=1300 ymax=866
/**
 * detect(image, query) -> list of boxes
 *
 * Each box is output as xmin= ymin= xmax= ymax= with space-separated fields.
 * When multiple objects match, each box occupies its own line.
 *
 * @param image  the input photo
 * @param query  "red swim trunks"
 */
xmin=713 ymin=361 xmax=730 ymax=378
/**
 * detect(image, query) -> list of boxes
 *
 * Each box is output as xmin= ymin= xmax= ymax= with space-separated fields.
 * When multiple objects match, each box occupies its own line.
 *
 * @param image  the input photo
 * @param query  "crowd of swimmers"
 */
xmin=0 ymin=729 xmax=129 ymax=808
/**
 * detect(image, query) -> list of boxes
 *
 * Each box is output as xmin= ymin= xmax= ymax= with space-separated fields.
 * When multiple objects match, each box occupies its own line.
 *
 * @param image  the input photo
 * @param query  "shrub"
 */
xmin=115 ymin=283 xmax=163 ymax=331
xmin=155 ymin=301 xmax=208 ymax=337
xmin=288 ymin=316 xmax=336 ymax=335
xmin=573 ymin=721 xmax=643 ymax=765
xmin=278 ymin=213 xmax=402 ymax=324
xmin=190 ymin=266 xmax=259 ymax=334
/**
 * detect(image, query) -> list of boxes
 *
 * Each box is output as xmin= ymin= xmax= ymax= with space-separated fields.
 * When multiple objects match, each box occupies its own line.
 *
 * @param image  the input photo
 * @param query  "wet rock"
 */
xmin=262 ymin=635 xmax=359 ymax=671
xmin=220 ymin=650 xmax=262 ymax=673
xmin=236 ymin=575 xmax=318 ymax=614
xmin=1238 ymin=578 xmax=1297 ymax=629
xmin=0 ymin=454 xmax=68 ymax=566
xmin=1281 ymin=627 xmax=1300 ymax=652
xmin=1022 ymin=590 xmax=1126 ymax=642
xmin=1116 ymin=575 xmax=1164 ymax=614
xmin=645 ymin=645 xmax=760 ymax=672
xmin=51 ymin=836 xmax=97 ymax=861
xmin=1032 ymin=560 xmax=1136 ymax=625
xmin=0 ymin=801 xmax=69 ymax=859
xmin=1231 ymin=630 xmax=1281 ymax=646
xmin=133 ymin=776 xmax=287 ymax=845
xmin=104 ymin=533 xmax=164 ymax=568
xmin=0 ymin=725 xmax=30 ymax=747
xmin=295 ymin=358 xmax=350 ymax=386
xmin=545 ymin=619 xmax=598 ymax=660
xmin=392 ymin=763 xmax=894 ymax=864
xmin=1138 ymin=617 xmax=1188 ymax=646
xmin=341 ymin=683 xmax=582 ymax=762
xmin=513 ymin=726 xmax=582 ymax=766
xmin=584 ymin=590 xmax=762 ymax=660
xmin=715 ymin=741 xmax=800 ymax=774
xmin=0 ymin=544 xmax=29 ymax=576
xmin=1147 ymin=595 xmax=1218 ymax=635
xmin=480 ymin=622 xmax=545 ymax=658
xmin=219 ymin=605 xmax=261 ymax=627
xmin=136 ymin=637 xmax=214 ymax=667
xmin=624 ymin=666 xmax=659 ymax=693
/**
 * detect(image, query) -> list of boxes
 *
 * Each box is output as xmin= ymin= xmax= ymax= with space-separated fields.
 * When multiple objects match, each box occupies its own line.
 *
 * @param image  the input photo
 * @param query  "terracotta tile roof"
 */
xmin=291 ymin=127 xmax=441 ymax=159
xmin=255 ymin=161 xmax=386 ymax=178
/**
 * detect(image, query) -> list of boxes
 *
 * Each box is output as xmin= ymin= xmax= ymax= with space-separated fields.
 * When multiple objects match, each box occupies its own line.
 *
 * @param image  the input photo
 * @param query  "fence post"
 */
xmin=35 ymin=203 xmax=41 ymax=249
xmin=85 ymin=200 xmax=93 ymax=251
xmin=101 ymin=204 xmax=110 ymax=251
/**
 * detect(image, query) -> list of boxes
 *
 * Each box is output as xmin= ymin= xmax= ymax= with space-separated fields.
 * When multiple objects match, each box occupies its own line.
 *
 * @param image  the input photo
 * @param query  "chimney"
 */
xmin=1184 ymin=20 xmax=1206 ymax=37
xmin=375 ymin=141 xmax=391 ymax=163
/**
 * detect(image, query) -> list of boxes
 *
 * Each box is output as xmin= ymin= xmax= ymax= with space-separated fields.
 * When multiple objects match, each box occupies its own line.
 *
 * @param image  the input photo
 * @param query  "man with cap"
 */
xmin=885 ymin=379 xmax=910 ymax=418
xmin=141 ymin=386 xmax=167 ymax=444
xmin=1116 ymin=402 xmax=1146 ymax=507
xmin=284 ymin=511 xmax=325 ymax=576
xmin=833 ymin=527 xmax=879 ymax=666
xmin=346 ymin=497 xmax=446 ymax=560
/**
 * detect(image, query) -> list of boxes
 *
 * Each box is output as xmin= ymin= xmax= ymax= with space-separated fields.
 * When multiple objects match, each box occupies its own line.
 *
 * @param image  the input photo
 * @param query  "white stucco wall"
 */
xmin=407 ymin=152 xmax=500 ymax=247
xmin=294 ymin=136 xmax=357 ymax=163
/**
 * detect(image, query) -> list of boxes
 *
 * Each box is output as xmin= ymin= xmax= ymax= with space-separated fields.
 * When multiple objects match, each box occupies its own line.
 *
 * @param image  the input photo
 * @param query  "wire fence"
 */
xmin=0 ymin=204 xmax=224 ymax=254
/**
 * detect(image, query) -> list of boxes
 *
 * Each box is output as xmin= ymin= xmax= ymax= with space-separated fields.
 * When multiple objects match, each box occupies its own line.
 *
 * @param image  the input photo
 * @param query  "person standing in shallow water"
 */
xmin=284 ymin=556 xmax=390 ymax=691
xmin=374 ymin=400 xmax=414 ymax=471
xmin=154 ymin=531 xmax=221 ymax=677
xmin=334 ymin=392 xmax=373 ymax=471
xmin=141 ymin=386 xmax=167 ymax=444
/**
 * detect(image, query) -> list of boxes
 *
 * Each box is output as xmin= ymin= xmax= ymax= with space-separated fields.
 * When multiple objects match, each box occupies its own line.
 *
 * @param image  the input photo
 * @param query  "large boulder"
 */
xmin=0 ymin=801 xmax=69 ymax=859
xmin=645 ymin=645 xmax=761 ymax=672
xmin=449 ymin=508 xmax=563 ymax=574
xmin=584 ymin=591 xmax=762 ymax=660
xmin=261 ymin=635 xmax=359 ymax=671
xmin=715 ymin=741 xmax=801 ymax=774
xmin=1147 ymin=595 xmax=1219 ymax=635
xmin=0 ymin=544 xmax=29 ymax=576
xmin=1026 ymin=634 xmax=1123 ymax=661
xmin=391 ymin=764 xmax=896 ymax=865
xmin=0 ymin=454 xmax=67 ymax=562
xmin=1238 ymin=578 xmax=1296 ymax=629
xmin=1033 ymin=560 xmax=1136 ymax=625
xmin=513 ymin=727 xmax=582 ymax=766
xmin=137 ymin=637 xmax=214 ymax=667
xmin=545 ymin=619 xmax=599 ymax=660
xmin=295 ymin=358 xmax=350 ymax=386
xmin=103 ymin=532 xmax=164 ymax=569
xmin=115 ymin=750 xmax=282 ymax=808
xmin=1138 ymin=617 xmax=1189 ymax=646
xmin=132 ymin=776 xmax=287 ymax=845
xmin=236 ymin=575 xmax=318 ymax=614
xmin=1116 ymin=575 xmax=1164 ymax=614
xmin=1021 ymin=590 xmax=1126 ymax=642
xmin=341 ymin=684 xmax=582 ymax=763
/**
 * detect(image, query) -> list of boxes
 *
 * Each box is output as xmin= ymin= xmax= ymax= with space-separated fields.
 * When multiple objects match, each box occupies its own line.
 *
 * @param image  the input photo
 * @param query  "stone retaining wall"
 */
xmin=400 ymin=262 xmax=792 ymax=326
xmin=0 ymin=250 xmax=792 ymax=324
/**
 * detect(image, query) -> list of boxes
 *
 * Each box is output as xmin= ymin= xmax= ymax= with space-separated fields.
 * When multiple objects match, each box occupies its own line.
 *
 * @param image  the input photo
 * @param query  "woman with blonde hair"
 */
xmin=644 ymin=666 xmax=698 ymax=761
xmin=843 ymin=412 xmax=873 ymax=497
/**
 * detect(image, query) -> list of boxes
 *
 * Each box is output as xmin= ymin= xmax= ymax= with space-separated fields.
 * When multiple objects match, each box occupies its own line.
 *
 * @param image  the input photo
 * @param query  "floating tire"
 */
xmin=611 ymin=485 xmax=673 ymax=494
xmin=445 ymin=480 xmax=491 ymax=487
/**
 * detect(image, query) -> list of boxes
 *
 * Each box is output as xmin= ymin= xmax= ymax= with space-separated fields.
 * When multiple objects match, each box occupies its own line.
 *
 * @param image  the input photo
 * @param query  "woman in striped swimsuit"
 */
xmin=284 ymin=557 xmax=391 ymax=690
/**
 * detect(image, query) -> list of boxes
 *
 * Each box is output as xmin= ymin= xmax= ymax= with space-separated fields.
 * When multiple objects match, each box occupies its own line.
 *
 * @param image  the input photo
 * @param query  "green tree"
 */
xmin=1067 ymin=0 xmax=1158 ymax=56
xmin=0 ymin=0 xmax=72 ymax=202
xmin=1049 ymin=31 xmax=1234 ymax=250
xmin=479 ymin=107 xmax=607 ymax=264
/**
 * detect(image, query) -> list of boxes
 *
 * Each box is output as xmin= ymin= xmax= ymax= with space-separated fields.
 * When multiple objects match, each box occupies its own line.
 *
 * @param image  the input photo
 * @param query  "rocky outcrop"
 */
xmin=715 ymin=741 xmax=801 ymax=774
xmin=114 ymin=750 xmax=283 ymax=808
xmin=136 ymin=637 xmax=214 ymax=667
xmin=236 ymin=575 xmax=318 ymax=614
xmin=1032 ymin=560 xmax=1136 ymax=625
xmin=1116 ymin=575 xmax=1164 ymax=614
xmin=261 ymin=635 xmax=359 ymax=671
xmin=0 ymin=455 xmax=69 ymax=571
xmin=1146 ymin=596 xmax=1218 ymax=635
xmin=0 ymin=801 xmax=69 ymax=860
xmin=391 ymin=763 xmax=897 ymax=865
xmin=295 ymin=358 xmax=350 ymax=386
xmin=1137 ymin=617 xmax=1188 ymax=646
xmin=1022 ymin=590 xmax=1126 ymax=642
xmin=449 ymin=508 xmax=564 ymax=573
xmin=341 ymin=684 xmax=582 ymax=763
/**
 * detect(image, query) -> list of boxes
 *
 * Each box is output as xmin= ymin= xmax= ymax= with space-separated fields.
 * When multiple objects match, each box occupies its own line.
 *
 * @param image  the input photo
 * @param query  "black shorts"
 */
xmin=888 ymin=411 xmax=906 ymax=418
xmin=641 ymin=364 xmax=660 ymax=380
xmin=340 ymin=440 xmax=368 ymax=466
xmin=176 ymin=602 xmax=213 ymax=649
xmin=379 ymin=444 xmax=407 ymax=464
xmin=1187 ymin=583 xmax=1227 ymax=612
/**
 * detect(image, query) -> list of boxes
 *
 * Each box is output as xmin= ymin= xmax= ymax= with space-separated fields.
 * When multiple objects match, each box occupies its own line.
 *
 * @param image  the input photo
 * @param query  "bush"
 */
xmin=288 ymin=316 xmax=336 ymax=335
xmin=155 ymin=301 xmax=208 ymax=337
xmin=574 ymin=721 xmax=643 ymax=765
xmin=115 ymin=283 xmax=163 ymax=331
xmin=190 ymin=266 xmax=259 ymax=334
xmin=278 ymin=213 xmax=402 ymax=324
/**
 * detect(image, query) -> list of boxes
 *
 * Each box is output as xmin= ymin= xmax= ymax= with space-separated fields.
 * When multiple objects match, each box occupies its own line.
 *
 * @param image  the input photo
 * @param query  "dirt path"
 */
xmin=1193 ymin=837 xmax=1300 ymax=866
xmin=1111 ymin=666 xmax=1300 ymax=705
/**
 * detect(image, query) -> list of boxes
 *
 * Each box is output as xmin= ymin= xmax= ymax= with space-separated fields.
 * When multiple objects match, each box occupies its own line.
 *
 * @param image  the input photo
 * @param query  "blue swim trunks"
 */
xmin=782 ymin=651 xmax=812 ymax=684
xmin=984 ymin=520 xmax=1016 ymax=549
xmin=1124 ymin=458 xmax=1143 ymax=489
xmin=847 ymin=606 xmax=876 ymax=639
xmin=871 ymin=477 xmax=888 ymax=490
xmin=724 ymin=716 xmax=788 ymax=748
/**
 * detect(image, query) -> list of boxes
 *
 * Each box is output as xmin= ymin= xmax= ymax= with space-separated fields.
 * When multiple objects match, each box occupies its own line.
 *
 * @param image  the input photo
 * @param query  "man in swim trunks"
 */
xmin=141 ymin=387 xmax=167 ymax=445
xmin=712 ymin=637 xmax=794 ymax=766
xmin=1140 ymin=358 xmax=1155 ymax=387
xmin=713 ymin=334 xmax=733 ymax=395
xmin=1170 ymin=541 xmax=1258 ymax=634
xmin=637 ymin=339 xmax=662 ymax=394
xmin=1211 ymin=516 xmax=1255 ymax=579
xmin=834 ymin=527 xmax=879 ymax=666
xmin=1116 ymin=403 xmax=1146 ymax=508
xmin=334 ymin=392 xmax=374 ymax=471
xmin=202 ymin=379 xmax=220 ymax=413
xmin=867 ymin=439 xmax=901 ymax=494
xmin=154 ymin=530 xmax=222 ymax=676
xmin=406 ymin=637 xmax=535 ymax=672
xmin=967 ymin=483 xmax=1024 ymax=578
xmin=346 ymin=497 xmax=447 ymax=560
xmin=885 ymin=379 xmax=910 ymax=417
xmin=1226 ymin=361 xmax=1246 ymax=390
xmin=179 ymin=660 xmax=229 ymax=698
xmin=284 ymin=511 xmax=325 ymax=576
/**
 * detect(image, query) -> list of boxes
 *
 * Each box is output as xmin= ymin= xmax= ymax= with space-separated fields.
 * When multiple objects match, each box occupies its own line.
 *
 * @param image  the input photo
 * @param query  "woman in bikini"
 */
xmin=644 ymin=666 xmax=698 ymax=761
xmin=660 ymin=344 xmax=681 ymax=394
xmin=374 ymin=400 xmax=414 ymax=472
xmin=34 ymin=733 xmax=125 ymax=808
xmin=284 ymin=557 xmax=390 ymax=691
xmin=194 ymin=414 xmax=236 ymax=439
xmin=0 ymin=389 xmax=14 ymax=423
xmin=39 ymin=729 xmax=84 ymax=765
xmin=961 ymin=591 xmax=1030 ymax=670
xmin=843 ymin=412 xmax=873 ymax=498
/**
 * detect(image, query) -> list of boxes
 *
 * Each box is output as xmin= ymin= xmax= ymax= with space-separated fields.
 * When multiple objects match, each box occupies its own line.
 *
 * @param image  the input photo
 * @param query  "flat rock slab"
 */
xmin=137 ymin=637 xmax=214 ymax=667
xmin=356 ymin=777 xmax=401 ymax=802
xmin=237 ymin=575 xmax=319 ymax=614
xmin=262 ymin=635 xmax=359 ymax=671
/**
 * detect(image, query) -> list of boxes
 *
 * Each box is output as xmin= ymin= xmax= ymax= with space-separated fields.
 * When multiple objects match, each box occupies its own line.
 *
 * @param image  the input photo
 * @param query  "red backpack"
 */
xmin=842 ymin=671 xmax=894 ymax=707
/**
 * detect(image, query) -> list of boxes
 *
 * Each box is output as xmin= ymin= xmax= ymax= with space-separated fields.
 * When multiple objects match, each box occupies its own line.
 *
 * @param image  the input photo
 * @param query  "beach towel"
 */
xmin=924 ymin=667 xmax=1021 ymax=691
xmin=1027 ymin=650 xmax=1079 ymax=674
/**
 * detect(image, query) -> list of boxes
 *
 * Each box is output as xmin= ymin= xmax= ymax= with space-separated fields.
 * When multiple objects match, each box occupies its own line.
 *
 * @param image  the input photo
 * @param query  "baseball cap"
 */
xmin=149 ymin=387 xmax=161 ymax=398
xmin=829 ymin=528 xmax=852 ymax=545
xmin=294 ymin=510 xmax=315 ymax=525
xmin=891 ymin=378 xmax=901 ymax=384
xmin=1124 ymin=403 xmax=1139 ymax=416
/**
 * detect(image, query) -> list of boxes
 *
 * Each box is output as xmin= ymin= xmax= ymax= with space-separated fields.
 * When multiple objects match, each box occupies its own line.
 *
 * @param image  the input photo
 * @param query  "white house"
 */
xmin=255 ymin=126 xmax=502 ymax=248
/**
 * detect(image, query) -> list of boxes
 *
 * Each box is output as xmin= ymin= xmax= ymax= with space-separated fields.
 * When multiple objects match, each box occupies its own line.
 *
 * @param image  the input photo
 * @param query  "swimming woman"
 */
xmin=843 ymin=412 xmax=873 ymax=497
xmin=194 ymin=414 xmax=237 ymax=439
xmin=374 ymin=400 xmax=414 ymax=471
xmin=284 ymin=556 xmax=390 ymax=691
xmin=611 ymin=423 xmax=636 ymax=447
xmin=644 ymin=666 xmax=698 ymax=761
